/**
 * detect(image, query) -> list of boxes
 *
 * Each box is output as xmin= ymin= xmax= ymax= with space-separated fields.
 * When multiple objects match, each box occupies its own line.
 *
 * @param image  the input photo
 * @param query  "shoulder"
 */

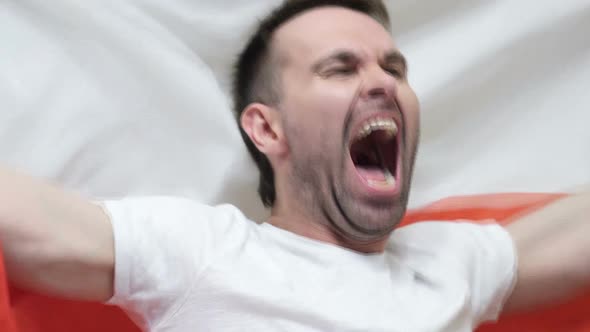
xmin=101 ymin=196 xmax=256 ymax=269
xmin=102 ymin=196 xmax=257 ymax=328
xmin=390 ymin=220 xmax=517 ymax=324
xmin=390 ymin=220 xmax=513 ymax=272
xmin=101 ymin=196 xmax=251 ymax=230
xmin=392 ymin=220 xmax=505 ymax=247
xmin=101 ymin=196 xmax=243 ymax=218
xmin=393 ymin=220 xmax=507 ymax=244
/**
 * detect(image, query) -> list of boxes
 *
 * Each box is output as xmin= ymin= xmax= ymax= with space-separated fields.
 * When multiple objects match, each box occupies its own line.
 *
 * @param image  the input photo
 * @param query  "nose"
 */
xmin=360 ymin=65 xmax=398 ymax=100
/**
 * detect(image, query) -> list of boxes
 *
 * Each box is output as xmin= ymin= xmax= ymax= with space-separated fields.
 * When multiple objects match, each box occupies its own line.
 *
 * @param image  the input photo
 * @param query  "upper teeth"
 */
xmin=357 ymin=118 xmax=398 ymax=140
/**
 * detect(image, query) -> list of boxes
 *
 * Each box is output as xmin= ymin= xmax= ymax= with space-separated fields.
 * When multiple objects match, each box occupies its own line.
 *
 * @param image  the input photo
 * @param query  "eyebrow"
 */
xmin=383 ymin=50 xmax=408 ymax=73
xmin=311 ymin=50 xmax=360 ymax=72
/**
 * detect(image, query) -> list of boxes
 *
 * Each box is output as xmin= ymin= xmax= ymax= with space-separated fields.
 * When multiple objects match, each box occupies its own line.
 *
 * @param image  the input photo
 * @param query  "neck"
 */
xmin=268 ymin=203 xmax=389 ymax=253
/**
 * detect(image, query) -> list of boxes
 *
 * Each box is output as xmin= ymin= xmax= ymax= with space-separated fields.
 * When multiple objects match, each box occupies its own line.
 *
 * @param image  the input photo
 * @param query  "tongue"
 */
xmin=357 ymin=167 xmax=387 ymax=182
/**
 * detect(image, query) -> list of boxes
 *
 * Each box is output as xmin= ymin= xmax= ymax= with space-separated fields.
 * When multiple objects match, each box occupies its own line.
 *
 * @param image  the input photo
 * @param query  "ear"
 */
xmin=240 ymin=103 xmax=288 ymax=158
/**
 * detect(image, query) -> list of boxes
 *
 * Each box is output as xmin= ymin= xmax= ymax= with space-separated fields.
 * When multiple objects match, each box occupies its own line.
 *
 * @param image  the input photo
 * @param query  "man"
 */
xmin=0 ymin=0 xmax=588 ymax=331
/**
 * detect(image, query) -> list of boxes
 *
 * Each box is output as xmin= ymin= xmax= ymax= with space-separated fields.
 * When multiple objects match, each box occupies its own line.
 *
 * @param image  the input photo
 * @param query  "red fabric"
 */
xmin=8 ymin=289 xmax=139 ymax=332
xmin=0 ymin=245 xmax=17 ymax=332
xmin=0 ymin=193 xmax=587 ymax=331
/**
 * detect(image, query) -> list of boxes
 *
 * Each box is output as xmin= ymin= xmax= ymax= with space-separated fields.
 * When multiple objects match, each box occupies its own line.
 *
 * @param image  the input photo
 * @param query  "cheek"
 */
xmin=286 ymin=115 xmax=337 ymax=151
xmin=281 ymin=78 xmax=362 ymax=155
xmin=398 ymin=86 xmax=421 ymax=132
xmin=297 ymin=77 xmax=361 ymax=112
xmin=286 ymin=90 xmax=354 ymax=137
xmin=282 ymin=111 xmax=343 ymax=166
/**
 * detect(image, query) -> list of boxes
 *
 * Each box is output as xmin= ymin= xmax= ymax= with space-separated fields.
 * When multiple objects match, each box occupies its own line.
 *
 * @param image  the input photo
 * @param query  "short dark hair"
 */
xmin=232 ymin=0 xmax=391 ymax=207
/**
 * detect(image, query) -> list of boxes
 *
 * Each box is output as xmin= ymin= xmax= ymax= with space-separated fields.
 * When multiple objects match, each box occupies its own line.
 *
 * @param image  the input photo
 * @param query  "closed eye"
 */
xmin=383 ymin=50 xmax=408 ymax=79
xmin=384 ymin=67 xmax=404 ymax=78
xmin=313 ymin=50 xmax=361 ymax=78
xmin=328 ymin=66 xmax=357 ymax=76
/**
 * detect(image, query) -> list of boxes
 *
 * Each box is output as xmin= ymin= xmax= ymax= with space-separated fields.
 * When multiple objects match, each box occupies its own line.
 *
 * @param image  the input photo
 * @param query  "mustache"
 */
xmin=356 ymin=98 xmax=399 ymax=112
xmin=343 ymin=83 xmax=400 ymax=142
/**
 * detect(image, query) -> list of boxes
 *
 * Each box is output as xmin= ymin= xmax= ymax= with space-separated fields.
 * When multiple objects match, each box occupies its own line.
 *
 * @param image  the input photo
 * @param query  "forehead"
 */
xmin=273 ymin=6 xmax=396 ymax=63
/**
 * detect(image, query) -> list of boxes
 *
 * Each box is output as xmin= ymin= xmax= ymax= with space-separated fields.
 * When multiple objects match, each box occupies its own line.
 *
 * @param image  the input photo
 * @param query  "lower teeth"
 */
xmin=384 ymin=169 xmax=395 ymax=185
xmin=367 ymin=169 xmax=396 ymax=187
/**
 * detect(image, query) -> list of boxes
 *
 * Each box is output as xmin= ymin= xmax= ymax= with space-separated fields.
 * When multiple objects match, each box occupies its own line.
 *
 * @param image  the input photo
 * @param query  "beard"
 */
xmin=286 ymin=128 xmax=419 ymax=244
xmin=279 ymin=84 xmax=421 ymax=246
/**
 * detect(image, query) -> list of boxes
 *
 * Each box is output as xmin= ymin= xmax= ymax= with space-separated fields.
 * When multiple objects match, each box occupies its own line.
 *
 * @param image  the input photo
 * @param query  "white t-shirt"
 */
xmin=102 ymin=196 xmax=517 ymax=332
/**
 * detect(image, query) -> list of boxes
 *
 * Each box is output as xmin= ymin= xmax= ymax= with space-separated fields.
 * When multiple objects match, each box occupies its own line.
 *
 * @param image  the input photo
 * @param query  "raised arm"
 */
xmin=0 ymin=166 xmax=114 ymax=301
xmin=504 ymin=192 xmax=590 ymax=312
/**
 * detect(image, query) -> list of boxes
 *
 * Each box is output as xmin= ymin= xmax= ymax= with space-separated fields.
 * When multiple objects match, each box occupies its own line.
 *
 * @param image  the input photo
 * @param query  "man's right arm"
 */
xmin=0 ymin=166 xmax=114 ymax=301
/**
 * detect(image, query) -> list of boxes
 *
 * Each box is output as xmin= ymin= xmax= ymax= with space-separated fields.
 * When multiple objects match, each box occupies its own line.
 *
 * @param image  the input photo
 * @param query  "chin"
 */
xmin=337 ymin=199 xmax=407 ymax=240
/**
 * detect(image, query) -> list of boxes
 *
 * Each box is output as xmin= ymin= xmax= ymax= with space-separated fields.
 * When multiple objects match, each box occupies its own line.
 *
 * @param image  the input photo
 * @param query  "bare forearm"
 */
xmin=0 ymin=166 xmax=114 ymax=301
xmin=505 ymin=193 xmax=590 ymax=312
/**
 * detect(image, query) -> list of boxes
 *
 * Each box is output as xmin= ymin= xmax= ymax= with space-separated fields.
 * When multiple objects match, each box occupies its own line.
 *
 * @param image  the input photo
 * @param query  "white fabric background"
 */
xmin=1 ymin=0 xmax=589 ymax=222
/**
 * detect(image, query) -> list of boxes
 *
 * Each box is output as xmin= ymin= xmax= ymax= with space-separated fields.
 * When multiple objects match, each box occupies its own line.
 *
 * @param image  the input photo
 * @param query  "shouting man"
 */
xmin=0 ymin=1 xmax=588 ymax=331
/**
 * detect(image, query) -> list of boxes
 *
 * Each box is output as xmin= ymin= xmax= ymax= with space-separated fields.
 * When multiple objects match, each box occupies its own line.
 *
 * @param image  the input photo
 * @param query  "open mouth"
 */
xmin=349 ymin=117 xmax=399 ymax=191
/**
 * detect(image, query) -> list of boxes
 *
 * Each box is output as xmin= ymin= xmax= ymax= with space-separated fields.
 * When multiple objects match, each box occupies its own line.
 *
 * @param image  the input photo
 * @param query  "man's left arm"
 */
xmin=503 ymin=192 xmax=590 ymax=312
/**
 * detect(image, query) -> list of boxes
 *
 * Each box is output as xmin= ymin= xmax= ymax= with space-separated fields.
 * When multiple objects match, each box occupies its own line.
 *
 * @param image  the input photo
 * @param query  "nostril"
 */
xmin=367 ymin=87 xmax=387 ymax=98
